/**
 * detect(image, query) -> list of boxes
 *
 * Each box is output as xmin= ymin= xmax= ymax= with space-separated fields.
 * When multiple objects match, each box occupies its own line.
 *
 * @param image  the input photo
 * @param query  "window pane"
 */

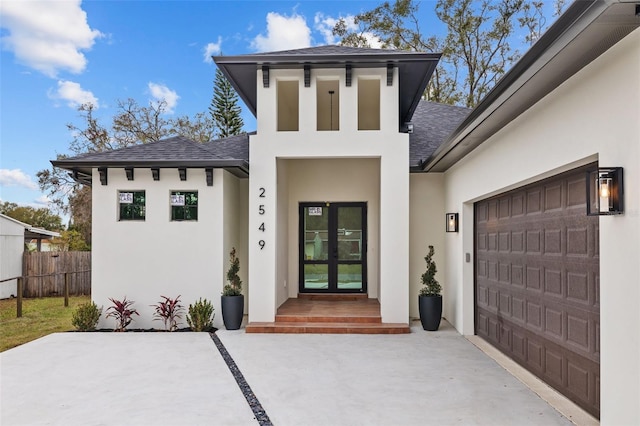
xmin=304 ymin=206 xmax=328 ymax=260
xmin=119 ymin=191 xmax=145 ymax=221
xmin=171 ymin=191 xmax=198 ymax=221
xmin=338 ymin=264 xmax=362 ymax=290
xmin=304 ymin=264 xmax=328 ymax=290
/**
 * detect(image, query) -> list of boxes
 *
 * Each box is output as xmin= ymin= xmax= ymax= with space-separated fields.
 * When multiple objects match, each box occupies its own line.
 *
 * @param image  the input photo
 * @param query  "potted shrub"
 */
xmin=221 ymin=247 xmax=243 ymax=330
xmin=418 ymin=245 xmax=442 ymax=331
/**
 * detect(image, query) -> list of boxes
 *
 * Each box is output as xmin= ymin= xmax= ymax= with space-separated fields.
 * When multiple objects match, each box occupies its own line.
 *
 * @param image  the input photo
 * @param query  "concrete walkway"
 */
xmin=1 ymin=322 xmax=573 ymax=426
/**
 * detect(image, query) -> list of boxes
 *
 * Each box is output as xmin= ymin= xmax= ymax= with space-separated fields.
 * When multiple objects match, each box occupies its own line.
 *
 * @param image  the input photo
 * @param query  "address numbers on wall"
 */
xmin=258 ymin=187 xmax=266 ymax=250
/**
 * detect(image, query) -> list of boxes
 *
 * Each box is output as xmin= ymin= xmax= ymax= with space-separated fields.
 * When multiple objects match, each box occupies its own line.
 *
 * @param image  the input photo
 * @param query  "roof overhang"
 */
xmin=52 ymin=159 xmax=250 ymax=185
xmin=214 ymin=50 xmax=441 ymax=131
xmin=422 ymin=0 xmax=640 ymax=172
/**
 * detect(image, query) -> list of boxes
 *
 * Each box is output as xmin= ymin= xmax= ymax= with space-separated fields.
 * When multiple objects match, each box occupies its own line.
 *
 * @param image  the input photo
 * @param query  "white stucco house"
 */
xmin=53 ymin=1 xmax=639 ymax=423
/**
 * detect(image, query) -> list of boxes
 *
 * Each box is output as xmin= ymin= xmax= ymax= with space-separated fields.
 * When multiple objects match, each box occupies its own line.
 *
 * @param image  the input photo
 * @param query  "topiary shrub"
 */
xmin=72 ymin=301 xmax=103 ymax=331
xmin=419 ymin=245 xmax=442 ymax=297
xmin=186 ymin=298 xmax=215 ymax=332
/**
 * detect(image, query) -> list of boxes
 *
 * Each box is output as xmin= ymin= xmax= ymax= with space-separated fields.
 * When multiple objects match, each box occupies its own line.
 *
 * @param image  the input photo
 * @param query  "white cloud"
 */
xmin=314 ymin=13 xmax=383 ymax=48
xmin=251 ymin=12 xmax=311 ymax=52
xmin=49 ymin=80 xmax=98 ymax=108
xmin=0 ymin=169 xmax=38 ymax=190
xmin=203 ymin=36 xmax=222 ymax=63
xmin=148 ymin=82 xmax=179 ymax=113
xmin=33 ymin=195 xmax=52 ymax=207
xmin=0 ymin=0 xmax=103 ymax=77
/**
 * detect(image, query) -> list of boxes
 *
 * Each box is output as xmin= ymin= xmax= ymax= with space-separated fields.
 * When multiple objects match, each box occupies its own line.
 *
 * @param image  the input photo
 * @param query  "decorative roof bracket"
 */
xmin=151 ymin=168 xmax=160 ymax=181
xmin=262 ymin=66 xmax=270 ymax=88
xmin=206 ymin=168 xmax=214 ymax=186
xmin=125 ymin=168 xmax=134 ymax=181
xmin=179 ymin=168 xmax=187 ymax=181
xmin=345 ymin=64 xmax=352 ymax=87
xmin=304 ymin=65 xmax=311 ymax=87
xmin=387 ymin=63 xmax=394 ymax=86
xmin=98 ymin=167 xmax=108 ymax=186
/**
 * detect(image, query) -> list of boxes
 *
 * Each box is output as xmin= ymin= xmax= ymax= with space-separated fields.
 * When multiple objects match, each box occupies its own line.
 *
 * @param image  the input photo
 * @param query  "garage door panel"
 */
xmin=475 ymin=164 xmax=599 ymax=417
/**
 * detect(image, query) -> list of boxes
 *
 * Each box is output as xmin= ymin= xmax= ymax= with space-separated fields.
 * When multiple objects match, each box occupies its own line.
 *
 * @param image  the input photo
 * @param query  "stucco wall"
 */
xmin=249 ymin=66 xmax=410 ymax=323
xmin=443 ymin=28 xmax=640 ymax=424
xmin=408 ymin=173 xmax=446 ymax=319
xmin=0 ymin=217 xmax=25 ymax=299
xmin=92 ymin=168 xmax=243 ymax=330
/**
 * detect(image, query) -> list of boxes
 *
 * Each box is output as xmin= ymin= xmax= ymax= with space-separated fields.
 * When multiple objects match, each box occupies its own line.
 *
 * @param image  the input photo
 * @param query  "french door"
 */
xmin=299 ymin=202 xmax=367 ymax=293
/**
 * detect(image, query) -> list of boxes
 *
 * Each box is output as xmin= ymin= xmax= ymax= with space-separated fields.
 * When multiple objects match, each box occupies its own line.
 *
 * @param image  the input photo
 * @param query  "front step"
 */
xmin=243 ymin=296 xmax=410 ymax=334
xmin=245 ymin=322 xmax=410 ymax=334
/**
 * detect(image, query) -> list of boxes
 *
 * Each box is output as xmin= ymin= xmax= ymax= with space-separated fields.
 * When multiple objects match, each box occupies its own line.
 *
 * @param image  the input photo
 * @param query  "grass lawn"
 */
xmin=0 ymin=296 xmax=91 ymax=352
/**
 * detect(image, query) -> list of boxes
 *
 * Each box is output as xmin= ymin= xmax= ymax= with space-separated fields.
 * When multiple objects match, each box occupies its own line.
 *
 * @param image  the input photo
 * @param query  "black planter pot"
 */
xmin=221 ymin=295 xmax=244 ymax=330
xmin=419 ymin=295 xmax=442 ymax=331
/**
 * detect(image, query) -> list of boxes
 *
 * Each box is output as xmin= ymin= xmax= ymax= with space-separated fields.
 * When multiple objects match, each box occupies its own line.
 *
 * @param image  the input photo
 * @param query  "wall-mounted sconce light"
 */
xmin=587 ymin=167 xmax=624 ymax=215
xmin=446 ymin=213 xmax=459 ymax=232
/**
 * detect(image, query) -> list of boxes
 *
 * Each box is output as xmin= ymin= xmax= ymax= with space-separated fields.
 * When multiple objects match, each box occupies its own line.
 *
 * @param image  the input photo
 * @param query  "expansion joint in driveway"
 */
xmin=210 ymin=333 xmax=273 ymax=426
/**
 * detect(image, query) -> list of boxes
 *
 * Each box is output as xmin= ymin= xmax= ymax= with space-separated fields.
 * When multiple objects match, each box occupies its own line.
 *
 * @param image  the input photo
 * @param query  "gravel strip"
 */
xmin=210 ymin=332 xmax=273 ymax=426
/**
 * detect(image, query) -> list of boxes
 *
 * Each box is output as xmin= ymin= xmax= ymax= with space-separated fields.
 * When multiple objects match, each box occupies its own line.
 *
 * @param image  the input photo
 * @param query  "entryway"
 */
xmin=298 ymin=202 xmax=367 ymax=293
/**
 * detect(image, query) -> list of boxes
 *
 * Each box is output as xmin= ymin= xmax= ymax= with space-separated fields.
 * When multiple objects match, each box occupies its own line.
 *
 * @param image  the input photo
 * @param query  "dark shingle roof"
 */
xmin=51 ymin=103 xmax=469 ymax=181
xmin=409 ymin=101 xmax=471 ymax=168
xmin=69 ymin=136 xmax=218 ymax=162
xmin=258 ymin=45 xmax=420 ymax=56
xmin=200 ymin=132 xmax=251 ymax=161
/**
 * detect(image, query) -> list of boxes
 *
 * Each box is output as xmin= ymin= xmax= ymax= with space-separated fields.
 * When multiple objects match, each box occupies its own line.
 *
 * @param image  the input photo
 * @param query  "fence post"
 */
xmin=64 ymin=272 xmax=70 ymax=307
xmin=17 ymin=277 xmax=23 ymax=318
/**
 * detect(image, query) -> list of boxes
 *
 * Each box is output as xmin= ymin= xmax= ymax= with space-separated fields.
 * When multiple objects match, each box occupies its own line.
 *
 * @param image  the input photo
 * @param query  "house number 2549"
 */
xmin=258 ymin=187 xmax=266 ymax=250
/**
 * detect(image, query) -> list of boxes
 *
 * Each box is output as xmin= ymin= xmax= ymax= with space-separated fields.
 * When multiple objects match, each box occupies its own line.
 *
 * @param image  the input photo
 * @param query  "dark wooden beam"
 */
xmin=125 ymin=168 xmax=134 ymax=181
xmin=151 ymin=168 xmax=160 ymax=181
xmin=179 ymin=168 xmax=187 ymax=181
xmin=98 ymin=167 xmax=108 ymax=186
xmin=205 ymin=168 xmax=214 ymax=186
xmin=304 ymin=65 xmax=311 ymax=87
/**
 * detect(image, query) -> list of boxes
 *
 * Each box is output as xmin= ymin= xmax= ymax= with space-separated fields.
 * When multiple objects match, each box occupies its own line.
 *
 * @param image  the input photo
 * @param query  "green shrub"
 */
xmin=186 ymin=298 xmax=215 ymax=332
xmin=71 ymin=301 xmax=103 ymax=331
xmin=419 ymin=245 xmax=442 ymax=297
xmin=222 ymin=247 xmax=242 ymax=296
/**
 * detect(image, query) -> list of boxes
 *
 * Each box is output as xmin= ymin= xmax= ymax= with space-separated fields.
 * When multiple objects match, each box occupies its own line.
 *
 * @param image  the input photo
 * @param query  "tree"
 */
xmin=0 ymin=202 xmax=64 ymax=231
xmin=334 ymin=0 xmax=558 ymax=108
xmin=51 ymin=229 xmax=91 ymax=251
xmin=209 ymin=68 xmax=244 ymax=138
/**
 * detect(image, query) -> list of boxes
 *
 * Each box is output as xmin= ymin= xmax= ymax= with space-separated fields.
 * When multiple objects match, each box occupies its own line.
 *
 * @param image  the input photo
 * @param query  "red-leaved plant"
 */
xmin=106 ymin=296 xmax=139 ymax=332
xmin=151 ymin=295 xmax=185 ymax=331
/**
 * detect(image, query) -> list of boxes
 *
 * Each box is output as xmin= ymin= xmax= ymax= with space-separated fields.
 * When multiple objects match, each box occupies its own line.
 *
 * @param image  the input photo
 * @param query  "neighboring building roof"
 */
xmin=422 ymin=0 xmax=640 ymax=172
xmin=0 ymin=213 xmax=61 ymax=239
xmin=214 ymin=45 xmax=441 ymax=131
xmin=52 ymin=135 xmax=250 ymax=184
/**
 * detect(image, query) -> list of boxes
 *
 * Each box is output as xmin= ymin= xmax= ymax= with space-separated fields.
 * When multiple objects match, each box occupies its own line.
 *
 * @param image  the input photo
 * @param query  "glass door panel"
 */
xmin=300 ymin=203 xmax=367 ymax=293
xmin=302 ymin=206 xmax=329 ymax=290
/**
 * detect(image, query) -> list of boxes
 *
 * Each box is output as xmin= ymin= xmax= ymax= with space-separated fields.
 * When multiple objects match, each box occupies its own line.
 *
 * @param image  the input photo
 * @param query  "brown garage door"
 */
xmin=475 ymin=164 xmax=600 ymax=418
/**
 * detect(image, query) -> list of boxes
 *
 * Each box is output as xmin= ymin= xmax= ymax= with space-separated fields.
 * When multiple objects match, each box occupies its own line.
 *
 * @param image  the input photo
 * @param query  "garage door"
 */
xmin=475 ymin=165 xmax=600 ymax=418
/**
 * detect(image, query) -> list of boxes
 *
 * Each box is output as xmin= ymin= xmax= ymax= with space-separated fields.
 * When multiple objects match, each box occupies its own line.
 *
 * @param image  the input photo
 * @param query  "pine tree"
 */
xmin=209 ymin=68 xmax=244 ymax=138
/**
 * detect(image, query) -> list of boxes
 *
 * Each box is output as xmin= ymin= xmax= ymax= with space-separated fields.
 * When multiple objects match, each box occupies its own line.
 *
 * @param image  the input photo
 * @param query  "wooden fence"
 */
xmin=22 ymin=251 xmax=91 ymax=297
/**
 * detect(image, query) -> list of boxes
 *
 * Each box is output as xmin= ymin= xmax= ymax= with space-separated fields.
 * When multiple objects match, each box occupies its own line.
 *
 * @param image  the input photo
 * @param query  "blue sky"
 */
xmin=2 ymin=0 xmax=423 ymax=212
xmin=0 ymin=0 xmax=548 ymax=215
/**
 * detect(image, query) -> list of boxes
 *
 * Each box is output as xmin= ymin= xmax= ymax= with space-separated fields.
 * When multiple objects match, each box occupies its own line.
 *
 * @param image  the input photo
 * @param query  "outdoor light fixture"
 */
xmin=587 ymin=167 xmax=624 ymax=215
xmin=446 ymin=213 xmax=459 ymax=232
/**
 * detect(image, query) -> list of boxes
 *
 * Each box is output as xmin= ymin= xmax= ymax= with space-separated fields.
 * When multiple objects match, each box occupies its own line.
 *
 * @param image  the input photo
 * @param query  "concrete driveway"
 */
xmin=1 ymin=322 xmax=574 ymax=426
